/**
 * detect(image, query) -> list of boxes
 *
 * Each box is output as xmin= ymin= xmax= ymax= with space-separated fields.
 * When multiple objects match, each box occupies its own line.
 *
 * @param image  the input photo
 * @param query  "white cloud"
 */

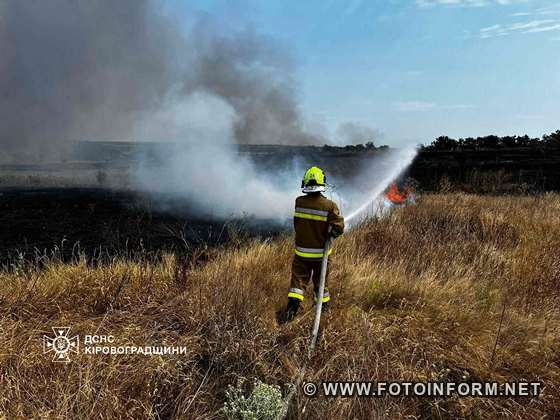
xmin=481 ymin=24 xmax=502 ymax=32
xmin=510 ymin=19 xmax=555 ymax=30
xmin=444 ymin=104 xmax=476 ymax=109
xmin=509 ymin=5 xmax=560 ymax=18
xmin=395 ymin=101 xmax=437 ymax=112
xmin=536 ymin=5 xmax=560 ymax=16
xmin=394 ymin=101 xmax=475 ymax=112
xmin=416 ymin=0 xmax=528 ymax=8
xmin=479 ymin=19 xmax=560 ymax=37
xmin=524 ymin=23 xmax=560 ymax=33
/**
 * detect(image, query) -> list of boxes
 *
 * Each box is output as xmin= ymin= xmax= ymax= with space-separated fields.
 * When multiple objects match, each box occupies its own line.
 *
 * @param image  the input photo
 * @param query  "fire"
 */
xmin=384 ymin=182 xmax=411 ymax=205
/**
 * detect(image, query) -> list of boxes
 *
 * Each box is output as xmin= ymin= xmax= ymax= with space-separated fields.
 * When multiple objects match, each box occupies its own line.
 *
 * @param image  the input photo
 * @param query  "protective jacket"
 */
xmin=293 ymin=193 xmax=344 ymax=259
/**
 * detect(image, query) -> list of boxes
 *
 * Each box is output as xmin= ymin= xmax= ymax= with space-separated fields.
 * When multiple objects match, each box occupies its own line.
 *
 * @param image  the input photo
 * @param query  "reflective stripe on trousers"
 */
xmin=287 ymin=287 xmax=305 ymax=301
xmin=288 ymin=288 xmax=331 ymax=303
xmin=314 ymin=290 xmax=330 ymax=303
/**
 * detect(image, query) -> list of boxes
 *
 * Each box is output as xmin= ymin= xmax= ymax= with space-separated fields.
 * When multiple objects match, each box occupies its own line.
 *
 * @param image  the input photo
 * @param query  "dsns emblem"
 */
xmin=43 ymin=327 xmax=79 ymax=363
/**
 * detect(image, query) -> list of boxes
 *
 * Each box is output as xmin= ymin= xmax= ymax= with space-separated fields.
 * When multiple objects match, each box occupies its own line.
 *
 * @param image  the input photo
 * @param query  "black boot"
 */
xmin=313 ymin=291 xmax=331 ymax=312
xmin=277 ymin=298 xmax=301 ymax=324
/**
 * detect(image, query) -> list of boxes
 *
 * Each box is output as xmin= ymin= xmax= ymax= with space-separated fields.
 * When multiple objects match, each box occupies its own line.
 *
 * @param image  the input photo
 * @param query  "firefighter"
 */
xmin=281 ymin=166 xmax=344 ymax=323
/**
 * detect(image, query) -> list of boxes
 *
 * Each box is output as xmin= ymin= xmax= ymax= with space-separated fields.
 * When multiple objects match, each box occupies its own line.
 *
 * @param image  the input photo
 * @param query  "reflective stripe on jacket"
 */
xmin=293 ymin=193 xmax=344 ymax=258
xmin=294 ymin=246 xmax=334 ymax=258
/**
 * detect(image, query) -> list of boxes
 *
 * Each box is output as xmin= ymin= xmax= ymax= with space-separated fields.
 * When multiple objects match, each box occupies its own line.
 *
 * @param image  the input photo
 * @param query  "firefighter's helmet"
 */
xmin=301 ymin=166 xmax=326 ymax=193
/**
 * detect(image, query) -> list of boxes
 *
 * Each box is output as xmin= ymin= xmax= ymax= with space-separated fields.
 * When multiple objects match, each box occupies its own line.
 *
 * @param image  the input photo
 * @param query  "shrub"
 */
xmin=223 ymin=379 xmax=284 ymax=420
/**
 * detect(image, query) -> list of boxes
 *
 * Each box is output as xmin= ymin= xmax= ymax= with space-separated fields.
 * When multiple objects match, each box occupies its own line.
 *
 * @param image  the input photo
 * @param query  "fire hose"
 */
xmin=308 ymin=234 xmax=332 ymax=359
xmin=278 ymin=232 xmax=332 ymax=419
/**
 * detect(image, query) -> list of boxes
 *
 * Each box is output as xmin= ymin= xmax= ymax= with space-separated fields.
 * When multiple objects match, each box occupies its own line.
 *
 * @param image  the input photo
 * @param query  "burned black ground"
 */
xmin=0 ymin=187 xmax=284 ymax=265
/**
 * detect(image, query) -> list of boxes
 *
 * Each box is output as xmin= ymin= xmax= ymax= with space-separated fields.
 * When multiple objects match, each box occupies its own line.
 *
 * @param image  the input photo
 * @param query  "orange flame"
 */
xmin=385 ymin=182 xmax=410 ymax=204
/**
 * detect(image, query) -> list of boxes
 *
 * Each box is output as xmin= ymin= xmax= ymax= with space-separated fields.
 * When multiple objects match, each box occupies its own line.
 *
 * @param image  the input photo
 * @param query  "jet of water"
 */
xmin=345 ymin=144 xmax=418 ymax=226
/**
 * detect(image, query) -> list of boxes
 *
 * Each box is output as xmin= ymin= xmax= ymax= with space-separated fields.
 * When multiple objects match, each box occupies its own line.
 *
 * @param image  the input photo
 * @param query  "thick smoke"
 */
xmin=0 ymin=0 xmax=180 ymax=160
xmin=1 ymin=0 xmax=415 ymax=221
xmin=182 ymin=23 xmax=323 ymax=146
xmin=133 ymin=90 xmax=304 ymax=219
xmin=0 ymin=0 xmax=322 ymax=162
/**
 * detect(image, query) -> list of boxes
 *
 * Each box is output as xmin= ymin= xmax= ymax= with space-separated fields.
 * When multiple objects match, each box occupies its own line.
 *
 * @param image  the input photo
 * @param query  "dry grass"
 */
xmin=1 ymin=193 xmax=559 ymax=419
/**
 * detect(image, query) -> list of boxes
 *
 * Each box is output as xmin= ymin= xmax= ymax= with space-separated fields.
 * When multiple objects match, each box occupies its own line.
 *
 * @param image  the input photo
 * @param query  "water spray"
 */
xmin=345 ymin=145 xmax=418 ymax=226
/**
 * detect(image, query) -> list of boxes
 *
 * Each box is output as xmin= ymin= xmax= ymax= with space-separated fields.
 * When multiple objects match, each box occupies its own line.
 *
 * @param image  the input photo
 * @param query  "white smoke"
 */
xmin=132 ymin=90 xmax=417 ymax=222
xmin=132 ymin=90 xmax=301 ymax=218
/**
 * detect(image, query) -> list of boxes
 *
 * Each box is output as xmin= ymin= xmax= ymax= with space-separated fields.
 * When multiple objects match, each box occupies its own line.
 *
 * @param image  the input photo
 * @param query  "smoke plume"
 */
xmin=336 ymin=122 xmax=381 ymax=145
xmin=0 ymin=0 xmax=322 ymax=162
xmin=1 ymin=0 xmax=415 ymax=221
xmin=0 ymin=0 xmax=178 ymax=159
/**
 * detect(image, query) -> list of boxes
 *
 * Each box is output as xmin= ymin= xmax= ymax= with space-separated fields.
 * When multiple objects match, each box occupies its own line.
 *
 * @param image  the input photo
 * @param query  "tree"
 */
xmin=479 ymin=135 xmax=500 ymax=149
xmin=543 ymin=130 xmax=560 ymax=147
xmin=428 ymin=136 xmax=458 ymax=150
xmin=424 ymin=132 xmax=558 ymax=150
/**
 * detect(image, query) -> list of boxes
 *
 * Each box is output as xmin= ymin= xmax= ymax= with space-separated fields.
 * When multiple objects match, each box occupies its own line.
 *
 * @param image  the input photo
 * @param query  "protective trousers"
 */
xmin=285 ymin=255 xmax=331 ymax=320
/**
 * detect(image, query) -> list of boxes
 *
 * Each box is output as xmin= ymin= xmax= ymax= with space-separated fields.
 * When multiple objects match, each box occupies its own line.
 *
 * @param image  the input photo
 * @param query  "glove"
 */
xmin=329 ymin=226 xmax=342 ymax=238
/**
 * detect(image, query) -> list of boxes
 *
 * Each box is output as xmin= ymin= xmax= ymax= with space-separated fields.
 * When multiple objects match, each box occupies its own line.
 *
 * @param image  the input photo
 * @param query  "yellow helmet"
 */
xmin=301 ymin=166 xmax=326 ymax=193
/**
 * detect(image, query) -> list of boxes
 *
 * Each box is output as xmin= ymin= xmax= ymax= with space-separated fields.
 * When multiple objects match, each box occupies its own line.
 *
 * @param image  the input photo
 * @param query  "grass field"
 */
xmin=1 ymin=193 xmax=559 ymax=419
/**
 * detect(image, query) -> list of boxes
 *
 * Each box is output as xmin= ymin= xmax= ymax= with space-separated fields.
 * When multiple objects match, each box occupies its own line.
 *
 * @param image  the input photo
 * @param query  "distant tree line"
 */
xmin=424 ymin=130 xmax=560 ymax=151
xmin=323 ymin=141 xmax=388 ymax=152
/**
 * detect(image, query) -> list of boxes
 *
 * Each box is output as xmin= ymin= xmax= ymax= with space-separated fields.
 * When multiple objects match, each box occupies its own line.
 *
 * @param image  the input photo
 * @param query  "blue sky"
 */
xmin=174 ymin=0 xmax=560 ymax=146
